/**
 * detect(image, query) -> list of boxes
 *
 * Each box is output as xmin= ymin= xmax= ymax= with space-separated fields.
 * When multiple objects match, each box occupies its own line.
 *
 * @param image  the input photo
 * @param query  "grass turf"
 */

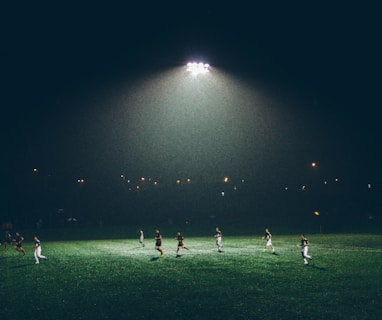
xmin=1 ymin=234 xmax=381 ymax=320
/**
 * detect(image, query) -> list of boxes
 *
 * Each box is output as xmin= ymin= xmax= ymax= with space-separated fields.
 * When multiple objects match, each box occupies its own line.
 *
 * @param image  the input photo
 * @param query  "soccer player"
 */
xmin=214 ymin=227 xmax=223 ymax=252
xmin=14 ymin=232 xmax=26 ymax=255
xmin=155 ymin=229 xmax=164 ymax=257
xmin=139 ymin=229 xmax=145 ymax=247
xmin=34 ymin=236 xmax=47 ymax=264
xmin=3 ymin=231 xmax=13 ymax=251
xmin=262 ymin=228 xmax=275 ymax=253
xmin=176 ymin=231 xmax=189 ymax=256
xmin=300 ymin=234 xmax=313 ymax=264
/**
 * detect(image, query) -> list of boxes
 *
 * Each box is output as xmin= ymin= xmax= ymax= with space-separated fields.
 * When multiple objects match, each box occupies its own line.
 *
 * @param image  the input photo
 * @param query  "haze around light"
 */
xmin=86 ymin=64 xmax=300 ymax=183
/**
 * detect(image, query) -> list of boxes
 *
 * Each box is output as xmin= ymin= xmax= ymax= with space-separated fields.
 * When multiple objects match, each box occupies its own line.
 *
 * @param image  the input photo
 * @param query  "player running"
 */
xmin=34 ymin=236 xmax=47 ymax=264
xmin=300 ymin=234 xmax=313 ymax=265
xmin=155 ymin=229 xmax=164 ymax=257
xmin=15 ymin=232 xmax=26 ymax=255
xmin=214 ymin=227 xmax=223 ymax=252
xmin=3 ymin=231 xmax=13 ymax=251
xmin=176 ymin=232 xmax=189 ymax=256
xmin=262 ymin=228 xmax=275 ymax=253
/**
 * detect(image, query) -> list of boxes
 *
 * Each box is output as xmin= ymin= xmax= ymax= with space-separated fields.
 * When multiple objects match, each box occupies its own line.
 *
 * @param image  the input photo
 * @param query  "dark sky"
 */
xmin=2 ymin=3 xmax=381 ymax=185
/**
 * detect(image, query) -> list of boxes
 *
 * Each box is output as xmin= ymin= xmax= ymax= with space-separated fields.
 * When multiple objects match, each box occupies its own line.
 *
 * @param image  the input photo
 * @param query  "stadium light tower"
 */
xmin=186 ymin=62 xmax=210 ymax=75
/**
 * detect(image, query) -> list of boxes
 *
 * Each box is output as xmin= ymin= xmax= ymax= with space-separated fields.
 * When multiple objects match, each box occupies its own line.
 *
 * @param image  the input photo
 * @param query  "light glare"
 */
xmin=186 ymin=61 xmax=210 ymax=75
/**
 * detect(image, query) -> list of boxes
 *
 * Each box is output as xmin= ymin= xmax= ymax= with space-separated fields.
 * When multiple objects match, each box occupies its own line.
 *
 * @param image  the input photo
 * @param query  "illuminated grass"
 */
xmin=1 ymin=234 xmax=381 ymax=320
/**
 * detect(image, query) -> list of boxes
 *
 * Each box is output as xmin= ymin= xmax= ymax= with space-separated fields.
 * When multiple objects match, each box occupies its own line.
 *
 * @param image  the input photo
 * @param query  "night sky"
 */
xmin=2 ymin=3 xmax=381 ymax=225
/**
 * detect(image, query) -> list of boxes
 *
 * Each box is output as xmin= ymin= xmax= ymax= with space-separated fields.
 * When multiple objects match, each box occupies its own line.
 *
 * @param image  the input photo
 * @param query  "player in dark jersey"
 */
xmin=3 ymin=231 xmax=13 ymax=251
xmin=176 ymin=232 xmax=189 ymax=256
xmin=300 ymin=234 xmax=312 ymax=264
xmin=155 ymin=229 xmax=164 ymax=257
xmin=15 ymin=232 xmax=26 ymax=255
xmin=214 ymin=227 xmax=223 ymax=252
xmin=262 ymin=228 xmax=275 ymax=253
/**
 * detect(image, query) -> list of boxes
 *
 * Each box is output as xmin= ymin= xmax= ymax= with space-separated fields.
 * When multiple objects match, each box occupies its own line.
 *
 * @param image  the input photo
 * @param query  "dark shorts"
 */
xmin=16 ymin=243 xmax=23 ymax=248
xmin=155 ymin=241 xmax=161 ymax=247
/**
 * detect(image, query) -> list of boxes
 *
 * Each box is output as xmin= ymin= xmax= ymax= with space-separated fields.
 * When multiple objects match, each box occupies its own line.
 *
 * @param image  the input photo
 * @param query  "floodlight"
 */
xmin=186 ymin=62 xmax=210 ymax=74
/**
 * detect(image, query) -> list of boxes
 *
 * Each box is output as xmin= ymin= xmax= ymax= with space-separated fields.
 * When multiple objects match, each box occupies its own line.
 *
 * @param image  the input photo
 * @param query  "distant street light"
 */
xmin=186 ymin=62 xmax=210 ymax=75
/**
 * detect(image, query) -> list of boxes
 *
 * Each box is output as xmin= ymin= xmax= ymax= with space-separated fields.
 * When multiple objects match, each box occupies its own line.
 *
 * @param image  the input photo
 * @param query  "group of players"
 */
xmin=2 ymin=227 xmax=312 ymax=265
xmin=1 ymin=231 xmax=47 ymax=264
xmin=140 ymin=227 xmax=313 ymax=264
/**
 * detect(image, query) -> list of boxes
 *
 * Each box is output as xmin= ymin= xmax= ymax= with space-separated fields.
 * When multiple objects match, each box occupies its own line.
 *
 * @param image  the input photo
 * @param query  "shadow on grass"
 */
xmin=306 ymin=264 xmax=326 ymax=271
xmin=150 ymin=257 xmax=160 ymax=261
xmin=10 ymin=263 xmax=31 ymax=269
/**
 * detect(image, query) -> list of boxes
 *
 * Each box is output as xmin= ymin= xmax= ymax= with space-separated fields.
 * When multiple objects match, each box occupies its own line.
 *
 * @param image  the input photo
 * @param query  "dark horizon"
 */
xmin=2 ymin=3 xmax=381 ymax=228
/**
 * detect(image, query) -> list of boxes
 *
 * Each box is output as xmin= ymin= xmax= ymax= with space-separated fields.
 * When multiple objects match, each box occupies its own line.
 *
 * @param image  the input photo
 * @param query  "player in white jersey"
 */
xmin=262 ymin=228 xmax=275 ymax=253
xmin=300 ymin=234 xmax=312 ymax=264
xmin=34 ymin=236 xmax=47 ymax=264
xmin=139 ymin=229 xmax=145 ymax=247
xmin=214 ymin=227 xmax=223 ymax=252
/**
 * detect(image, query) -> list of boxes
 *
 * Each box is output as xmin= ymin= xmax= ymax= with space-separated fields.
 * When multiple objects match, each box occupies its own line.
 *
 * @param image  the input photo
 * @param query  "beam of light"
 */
xmin=96 ymin=63 xmax=279 ymax=182
xmin=186 ymin=62 xmax=210 ymax=75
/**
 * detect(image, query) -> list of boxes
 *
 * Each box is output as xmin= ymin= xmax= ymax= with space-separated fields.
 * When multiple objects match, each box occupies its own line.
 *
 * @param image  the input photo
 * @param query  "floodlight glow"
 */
xmin=186 ymin=62 xmax=210 ymax=74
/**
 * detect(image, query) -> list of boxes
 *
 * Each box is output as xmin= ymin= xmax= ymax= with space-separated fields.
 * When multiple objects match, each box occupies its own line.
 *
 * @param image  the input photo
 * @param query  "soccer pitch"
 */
xmin=1 ymin=234 xmax=381 ymax=320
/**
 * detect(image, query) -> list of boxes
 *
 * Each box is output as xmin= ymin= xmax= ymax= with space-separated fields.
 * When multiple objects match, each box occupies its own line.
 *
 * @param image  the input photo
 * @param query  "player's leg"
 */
xmin=38 ymin=247 xmax=47 ymax=259
xmin=305 ymin=248 xmax=312 ymax=260
xmin=34 ymin=249 xmax=39 ymax=264
xmin=303 ymin=247 xmax=309 ymax=264
xmin=156 ymin=245 xmax=164 ymax=256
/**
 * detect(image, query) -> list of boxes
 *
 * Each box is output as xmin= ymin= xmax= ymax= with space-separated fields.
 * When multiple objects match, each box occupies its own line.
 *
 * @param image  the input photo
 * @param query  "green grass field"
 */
xmin=1 ymin=233 xmax=381 ymax=320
